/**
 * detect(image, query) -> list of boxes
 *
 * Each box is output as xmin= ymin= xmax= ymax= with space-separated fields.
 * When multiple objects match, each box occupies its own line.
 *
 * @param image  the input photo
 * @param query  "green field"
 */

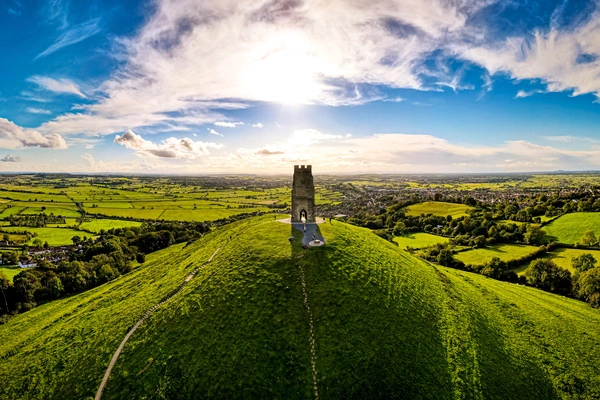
xmin=79 ymin=219 xmax=143 ymax=233
xmin=454 ymin=243 xmax=540 ymax=266
xmin=0 ymin=266 xmax=20 ymax=282
xmin=1 ymin=227 xmax=96 ymax=246
xmin=0 ymin=180 xmax=321 ymax=224
xmin=545 ymin=248 xmax=600 ymax=273
xmin=512 ymin=248 xmax=600 ymax=276
xmin=394 ymin=232 xmax=450 ymax=249
xmin=404 ymin=201 xmax=472 ymax=218
xmin=1 ymin=218 xmax=599 ymax=398
xmin=543 ymin=212 xmax=600 ymax=244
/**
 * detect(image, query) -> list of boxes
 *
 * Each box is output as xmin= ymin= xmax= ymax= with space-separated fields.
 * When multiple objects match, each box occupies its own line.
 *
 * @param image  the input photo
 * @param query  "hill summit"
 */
xmin=1 ymin=216 xmax=600 ymax=399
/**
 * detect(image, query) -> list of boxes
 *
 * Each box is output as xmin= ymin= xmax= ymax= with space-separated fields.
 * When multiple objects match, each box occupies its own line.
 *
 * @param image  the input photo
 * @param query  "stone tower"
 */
xmin=291 ymin=165 xmax=315 ymax=222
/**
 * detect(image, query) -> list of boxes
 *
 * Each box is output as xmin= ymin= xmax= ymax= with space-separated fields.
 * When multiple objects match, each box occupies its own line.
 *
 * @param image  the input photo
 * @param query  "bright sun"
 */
xmin=245 ymin=34 xmax=322 ymax=104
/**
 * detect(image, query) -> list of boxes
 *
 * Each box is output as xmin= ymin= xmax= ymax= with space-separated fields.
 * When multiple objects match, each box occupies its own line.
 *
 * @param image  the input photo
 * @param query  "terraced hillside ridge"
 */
xmin=0 ymin=216 xmax=599 ymax=399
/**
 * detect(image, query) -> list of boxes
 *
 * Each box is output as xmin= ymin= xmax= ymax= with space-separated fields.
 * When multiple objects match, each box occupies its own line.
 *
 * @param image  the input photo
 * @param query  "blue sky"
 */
xmin=1 ymin=0 xmax=600 ymax=173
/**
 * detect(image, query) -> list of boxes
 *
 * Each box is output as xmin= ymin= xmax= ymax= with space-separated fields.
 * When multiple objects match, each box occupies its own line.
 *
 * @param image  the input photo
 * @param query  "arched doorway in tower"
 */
xmin=300 ymin=210 xmax=307 ymax=223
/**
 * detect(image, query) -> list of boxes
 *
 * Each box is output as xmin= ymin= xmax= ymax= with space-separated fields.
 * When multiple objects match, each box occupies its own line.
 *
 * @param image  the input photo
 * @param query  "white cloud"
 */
xmin=26 ymin=107 xmax=51 ymax=114
xmin=0 ymin=118 xmax=67 ymax=149
xmin=208 ymin=128 xmax=223 ymax=137
xmin=232 ymin=129 xmax=600 ymax=173
xmin=252 ymin=122 xmax=264 ymax=128
xmin=1 ymin=154 xmax=21 ymax=162
xmin=24 ymin=0 xmax=600 ymax=140
xmin=215 ymin=121 xmax=244 ymax=128
xmin=31 ymin=0 xmax=494 ymax=137
xmin=114 ymin=129 xmax=223 ymax=159
xmin=81 ymin=153 xmax=95 ymax=167
xmin=27 ymin=76 xmax=86 ymax=98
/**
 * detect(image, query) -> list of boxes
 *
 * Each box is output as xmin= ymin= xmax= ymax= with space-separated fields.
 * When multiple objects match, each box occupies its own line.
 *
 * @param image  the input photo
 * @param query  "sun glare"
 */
xmin=245 ymin=34 xmax=322 ymax=104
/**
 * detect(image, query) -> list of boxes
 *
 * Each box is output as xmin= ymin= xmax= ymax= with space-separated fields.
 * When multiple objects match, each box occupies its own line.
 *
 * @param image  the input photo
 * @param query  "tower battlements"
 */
xmin=294 ymin=164 xmax=312 ymax=173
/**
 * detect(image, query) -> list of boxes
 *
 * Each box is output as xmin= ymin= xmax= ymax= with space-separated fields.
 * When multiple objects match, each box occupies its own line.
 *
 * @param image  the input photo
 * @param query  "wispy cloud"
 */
xmin=542 ymin=135 xmax=575 ymax=142
xmin=231 ymin=129 xmax=600 ymax=173
xmin=515 ymin=89 xmax=545 ymax=98
xmin=458 ymin=7 xmax=600 ymax=101
xmin=27 ymin=76 xmax=86 ymax=98
xmin=35 ymin=18 xmax=101 ymax=59
xmin=29 ymin=0 xmax=600 ymax=140
xmin=45 ymin=0 xmax=69 ymax=30
xmin=26 ymin=107 xmax=51 ymax=114
xmin=252 ymin=123 xmax=264 ymax=128
xmin=34 ymin=0 xmax=493 ymax=136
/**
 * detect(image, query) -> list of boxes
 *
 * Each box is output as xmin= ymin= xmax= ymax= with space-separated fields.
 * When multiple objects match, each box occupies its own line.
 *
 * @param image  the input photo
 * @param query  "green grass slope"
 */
xmin=1 ymin=217 xmax=599 ymax=399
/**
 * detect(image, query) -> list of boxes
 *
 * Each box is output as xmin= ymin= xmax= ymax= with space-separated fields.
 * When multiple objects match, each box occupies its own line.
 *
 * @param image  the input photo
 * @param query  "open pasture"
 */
xmin=79 ymin=219 xmax=143 ymax=233
xmin=0 ymin=178 xmax=341 ymax=224
xmin=543 ymin=212 xmax=600 ymax=244
xmin=512 ymin=248 xmax=600 ymax=276
xmin=1 ymin=227 xmax=95 ymax=246
xmin=0 ymin=190 xmax=71 ymax=203
xmin=0 ymin=266 xmax=21 ymax=282
xmin=46 ymin=218 xmax=79 ymax=228
xmin=19 ymin=205 xmax=81 ymax=218
xmin=404 ymin=201 xmax=472 ymax=218
xmin=0 ymin=207 xmax=26 ymax=218
xmin=394 ymin=232 xmax=450 ymax=249
xmin=455 ymin=243 xmax=539 ymax=266
xmin=88 ymin=207 xmax=164 ymax=220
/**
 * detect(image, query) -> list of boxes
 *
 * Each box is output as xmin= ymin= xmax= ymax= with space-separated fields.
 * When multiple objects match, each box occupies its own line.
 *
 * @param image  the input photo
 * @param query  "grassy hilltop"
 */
xmin=1 ymin=216 xmax=600 ymax=399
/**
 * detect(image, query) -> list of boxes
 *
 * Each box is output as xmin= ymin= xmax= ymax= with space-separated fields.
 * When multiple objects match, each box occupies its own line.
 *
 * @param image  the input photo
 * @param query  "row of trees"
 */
xmin=7 ymin=212 xmax=66 ymax=227
xmin=426 ymin=249 xmax=600 ymax=309
xmin=525 ymin=253 xmax=600 ymax=307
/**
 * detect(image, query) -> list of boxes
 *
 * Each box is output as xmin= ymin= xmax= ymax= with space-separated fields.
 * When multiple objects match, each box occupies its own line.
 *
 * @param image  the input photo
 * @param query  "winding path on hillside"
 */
xmin=95 ymin=218 xmax=323 ymax=399
xmin=94 ymin=245 xmax=222 ymax=400
xmin=95 ymin=218 xmax=279 ymax=399
xmin=299 ymin=263 xmax=320 ymax=400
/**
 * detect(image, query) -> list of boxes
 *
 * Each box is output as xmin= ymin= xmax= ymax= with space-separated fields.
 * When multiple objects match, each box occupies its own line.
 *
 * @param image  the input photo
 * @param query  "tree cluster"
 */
xmin=0 ymin=220 xmax=211 ymax=321
xmin=8 ymin=213 xmax=66 ymax=227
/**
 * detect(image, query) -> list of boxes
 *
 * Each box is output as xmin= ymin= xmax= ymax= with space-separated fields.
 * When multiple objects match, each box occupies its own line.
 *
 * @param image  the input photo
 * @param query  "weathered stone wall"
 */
xmin=291 ymin=165 xmax=315 ymax=222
